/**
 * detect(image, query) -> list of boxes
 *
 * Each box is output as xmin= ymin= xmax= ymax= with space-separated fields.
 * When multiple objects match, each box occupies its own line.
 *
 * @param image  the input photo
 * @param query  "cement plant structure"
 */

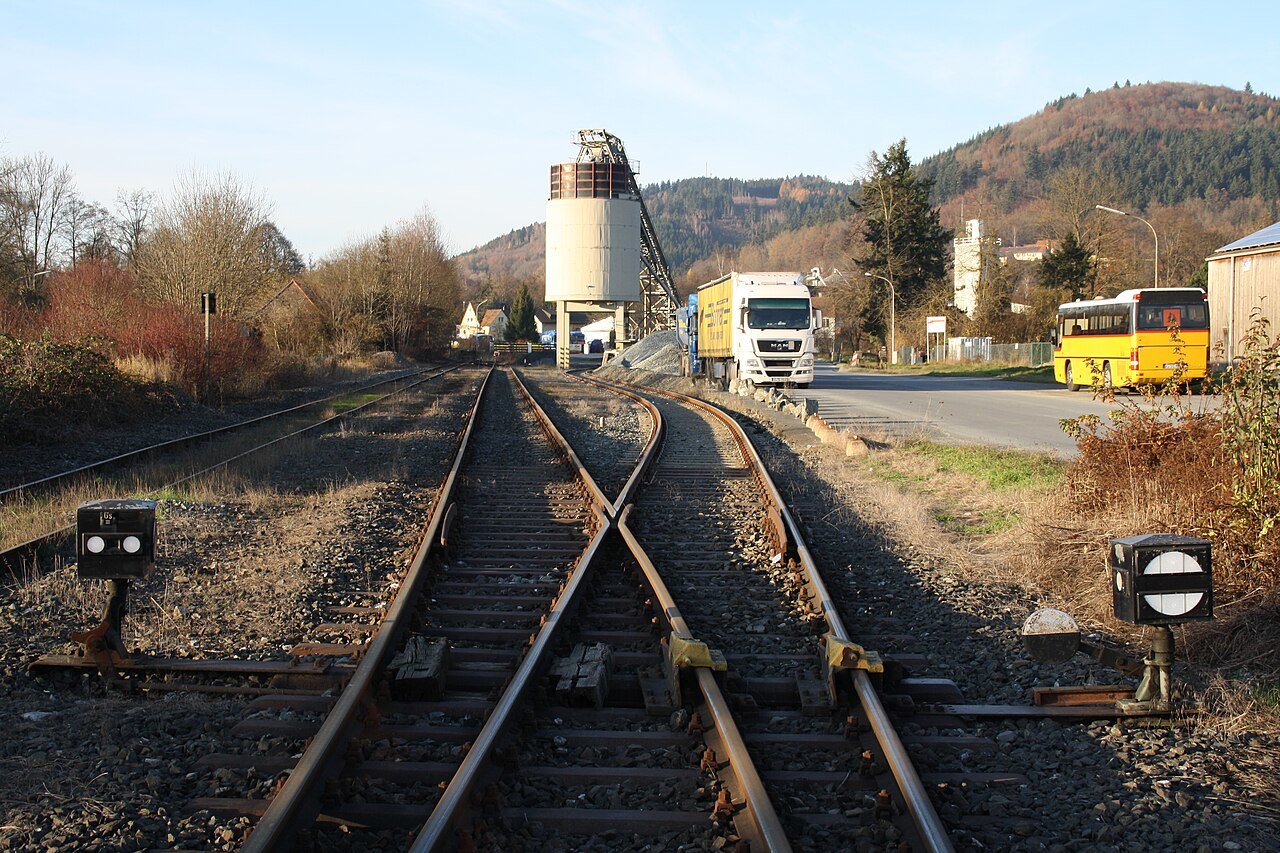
xmin=545 ymin=129 xmax=679 ymax=367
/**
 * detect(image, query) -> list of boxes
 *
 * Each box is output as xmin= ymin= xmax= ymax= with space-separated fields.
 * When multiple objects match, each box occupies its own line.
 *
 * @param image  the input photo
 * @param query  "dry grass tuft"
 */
xmin=114 ymin=353 xmax=185 ymax=388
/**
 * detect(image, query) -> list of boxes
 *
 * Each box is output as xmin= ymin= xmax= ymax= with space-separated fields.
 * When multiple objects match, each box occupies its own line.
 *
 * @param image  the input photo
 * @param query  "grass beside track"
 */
xmin=899 ymin=441 xmax=1064 ymax=491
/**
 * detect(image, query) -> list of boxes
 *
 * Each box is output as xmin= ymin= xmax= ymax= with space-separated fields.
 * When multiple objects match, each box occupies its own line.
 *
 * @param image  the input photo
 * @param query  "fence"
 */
xmin=902 ymin=340 xmax=1052 ymax=366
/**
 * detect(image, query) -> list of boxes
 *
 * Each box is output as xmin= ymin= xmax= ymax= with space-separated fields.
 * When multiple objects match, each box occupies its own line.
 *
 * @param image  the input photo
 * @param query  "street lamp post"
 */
xmin=1096 ymin=205 xmax=1159 ymax=289
xmin=864 ymin=272 xmax=896 ymax=364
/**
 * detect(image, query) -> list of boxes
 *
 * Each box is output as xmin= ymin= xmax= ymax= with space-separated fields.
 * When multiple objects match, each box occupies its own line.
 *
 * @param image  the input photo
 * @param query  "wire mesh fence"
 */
xmin=900 ymin=340 xmax=1053 ymax=366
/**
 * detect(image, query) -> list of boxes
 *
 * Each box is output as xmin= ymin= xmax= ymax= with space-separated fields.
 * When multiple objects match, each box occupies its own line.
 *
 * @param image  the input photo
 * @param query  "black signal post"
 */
xmin=1110 ymin=533 xmax=1213 ymax=712
xmin=70 ymin=499 xmax=157 ymax=674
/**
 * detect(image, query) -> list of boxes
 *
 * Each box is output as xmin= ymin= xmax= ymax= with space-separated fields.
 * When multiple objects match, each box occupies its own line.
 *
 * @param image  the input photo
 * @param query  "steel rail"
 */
xmin=409 ymin=371 xmax=644 ymax=850
xmin=510 ymin=369 xmax=612 ymax=512
xmin=0 ymin=365 xmax=432 ymax=503
xmin=563 ymin=371 xmax=665 ymax=513
xmin=617 ymin=506 xmax=793 ymax=853
xmin=1 ymin=366 xmax=461 ymax=574
xmin=612 ymin=381 xmax=955 ymax=853
xmin=233 ymin=365 xmax=494 ymax=853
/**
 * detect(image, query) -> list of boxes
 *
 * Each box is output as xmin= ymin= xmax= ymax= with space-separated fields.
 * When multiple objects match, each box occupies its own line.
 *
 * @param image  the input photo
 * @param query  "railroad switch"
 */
xmin=67 ymin=578 xmax=136 ymax=676
xmin=668 ymin=634 xmax=728 ymax=670
xmin=1023 ymin=599 xmax=1200 ymax=716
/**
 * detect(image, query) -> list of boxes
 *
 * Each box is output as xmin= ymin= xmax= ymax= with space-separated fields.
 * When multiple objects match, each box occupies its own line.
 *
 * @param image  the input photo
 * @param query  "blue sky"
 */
xmin=2 ymin=1 xmax=1275 ymax=260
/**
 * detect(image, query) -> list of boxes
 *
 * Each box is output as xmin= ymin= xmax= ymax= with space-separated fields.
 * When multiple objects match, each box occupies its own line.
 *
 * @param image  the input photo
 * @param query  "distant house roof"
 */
xmin=1212 ymin=220 xmax=1280 ymax=255
xmin=481 ymin=308 xmax=507 ymax=326
xmin=533 ymin=307 xmax=552 ymax=324
xmin=254 ymin=278 xmax=321 ymax=316
xmin=999 ymin=239 xmax=1054 ymax=260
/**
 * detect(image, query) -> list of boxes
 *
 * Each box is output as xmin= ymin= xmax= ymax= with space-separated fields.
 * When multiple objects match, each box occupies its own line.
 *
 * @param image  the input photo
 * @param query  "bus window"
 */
xmin=1137 ymin=303 xmax=1208 ymax=330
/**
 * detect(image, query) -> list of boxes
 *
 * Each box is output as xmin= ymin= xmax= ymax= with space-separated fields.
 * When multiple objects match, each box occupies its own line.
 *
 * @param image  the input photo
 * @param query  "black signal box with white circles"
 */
xmin=76 ymin=499 xmax=157 ymax=580
xmin=1110 ymin=533 xmax=1212 ymax=625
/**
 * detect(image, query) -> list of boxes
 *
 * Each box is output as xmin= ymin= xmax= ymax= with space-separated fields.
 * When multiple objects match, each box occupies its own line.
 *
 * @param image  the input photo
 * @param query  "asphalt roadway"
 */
xmin=788 ymin=362 xmax=1216 ymax=458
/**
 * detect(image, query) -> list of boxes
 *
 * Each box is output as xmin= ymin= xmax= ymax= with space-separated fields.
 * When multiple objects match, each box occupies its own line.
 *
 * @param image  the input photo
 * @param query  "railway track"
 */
xmin=1 ymin=365 xmax=461 ymax=574
xmin=159 ymin=367 xmax=955 ymax=851
xmin=7 ymin=364 xmax=1278 ymax=851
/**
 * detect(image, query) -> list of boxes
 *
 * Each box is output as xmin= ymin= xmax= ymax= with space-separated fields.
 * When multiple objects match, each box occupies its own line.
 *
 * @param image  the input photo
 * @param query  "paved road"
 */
xmin=789 ymin=363 xmax=1213 ymax=457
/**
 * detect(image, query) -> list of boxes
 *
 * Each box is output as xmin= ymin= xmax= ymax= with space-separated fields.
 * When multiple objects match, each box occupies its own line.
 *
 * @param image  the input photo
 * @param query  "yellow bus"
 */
xmin=1052 ymin=288 xmax=1209 ymax=391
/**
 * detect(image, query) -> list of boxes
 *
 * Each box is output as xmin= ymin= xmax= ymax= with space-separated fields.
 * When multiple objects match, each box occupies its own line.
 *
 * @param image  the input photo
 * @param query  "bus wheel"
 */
xmin=1102 ymin=363 xmax=1113 ymax=390
xmin=1065 ymin=362 xmax=1079 ymax=392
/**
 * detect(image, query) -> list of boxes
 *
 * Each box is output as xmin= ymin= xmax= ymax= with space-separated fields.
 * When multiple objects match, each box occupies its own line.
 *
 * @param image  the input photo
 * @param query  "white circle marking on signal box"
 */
xmin=1141 ymin=550 xmax=1204 ymax=617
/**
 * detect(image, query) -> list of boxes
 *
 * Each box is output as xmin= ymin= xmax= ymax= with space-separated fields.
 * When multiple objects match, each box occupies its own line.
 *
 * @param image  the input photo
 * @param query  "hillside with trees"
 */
xmin=454 ymin=176 xmax=853 ymax=304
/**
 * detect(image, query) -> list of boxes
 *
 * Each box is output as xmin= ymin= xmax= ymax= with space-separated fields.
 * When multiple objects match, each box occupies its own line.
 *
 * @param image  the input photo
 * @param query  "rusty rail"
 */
xmin=603 ymin=378 xmax=955 ymax=853
xmin=1 ymin=365 xmax=461 ymax=574
xmin=239 ymin=367 xmax=493 ymax=852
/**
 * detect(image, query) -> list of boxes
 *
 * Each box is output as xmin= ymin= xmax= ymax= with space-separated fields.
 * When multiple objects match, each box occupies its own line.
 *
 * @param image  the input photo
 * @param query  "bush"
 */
xmin=0 ymin=333 xmax=154 ymax=444
xmin=1054 ymin=315 xmax=1280 ymax=667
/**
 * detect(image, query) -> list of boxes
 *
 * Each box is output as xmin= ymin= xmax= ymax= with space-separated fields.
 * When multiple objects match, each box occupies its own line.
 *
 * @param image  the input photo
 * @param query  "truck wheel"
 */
xmin=1102 ymin=363 xmax=1113 ymax=390
xmin=1065 ymin=362 xmax=1079 ymax=392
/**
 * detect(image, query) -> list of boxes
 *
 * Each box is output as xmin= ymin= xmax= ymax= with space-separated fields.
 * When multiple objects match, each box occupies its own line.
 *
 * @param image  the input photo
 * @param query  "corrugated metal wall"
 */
xmin=1207 ymin=248 xmax=1280 ymax=361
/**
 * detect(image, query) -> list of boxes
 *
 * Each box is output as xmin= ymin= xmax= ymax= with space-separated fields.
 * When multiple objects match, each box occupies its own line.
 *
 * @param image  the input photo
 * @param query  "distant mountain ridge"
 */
xmin=919 ymin=81 xmax=1280 ymax=215
xmin=456 ymin=82 xmax=1280 ymax=296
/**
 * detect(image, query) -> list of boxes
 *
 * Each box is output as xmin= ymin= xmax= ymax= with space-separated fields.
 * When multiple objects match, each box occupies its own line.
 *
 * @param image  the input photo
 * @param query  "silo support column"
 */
xmin=614 ymin=304 xmax=630 ymax=351
xmin=557 ymin=301 xmax=571 ymax=370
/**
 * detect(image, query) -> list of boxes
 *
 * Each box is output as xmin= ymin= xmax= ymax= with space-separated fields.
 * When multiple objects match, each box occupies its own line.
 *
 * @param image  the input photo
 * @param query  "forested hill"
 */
xmin=453 ymin=175 xmax=850 ymax=289
xmin=918 ymin=81 xmax=1280 ymax=213
xmin=644 ymin=176 xmax=850 ymax=273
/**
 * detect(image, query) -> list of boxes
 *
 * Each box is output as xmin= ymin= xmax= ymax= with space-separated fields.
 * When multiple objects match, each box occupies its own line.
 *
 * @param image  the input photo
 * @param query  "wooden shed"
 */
xmin=1206 ymin=220 xmax=1280 ymax=362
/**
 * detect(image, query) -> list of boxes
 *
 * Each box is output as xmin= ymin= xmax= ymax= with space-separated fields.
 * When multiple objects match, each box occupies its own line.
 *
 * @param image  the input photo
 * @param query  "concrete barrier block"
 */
xmin=845 ymin=435 xmax=870 ymax=457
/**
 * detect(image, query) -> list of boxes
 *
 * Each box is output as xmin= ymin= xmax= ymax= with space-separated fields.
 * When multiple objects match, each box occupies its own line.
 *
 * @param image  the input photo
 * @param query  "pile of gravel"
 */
xmin=617 ymin=331 xmax=682 ymax=375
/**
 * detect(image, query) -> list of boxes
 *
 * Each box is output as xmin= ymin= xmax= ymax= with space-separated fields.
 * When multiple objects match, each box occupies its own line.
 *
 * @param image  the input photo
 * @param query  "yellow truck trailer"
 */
xmin=693 ymin=271 xmax=815 ymax=388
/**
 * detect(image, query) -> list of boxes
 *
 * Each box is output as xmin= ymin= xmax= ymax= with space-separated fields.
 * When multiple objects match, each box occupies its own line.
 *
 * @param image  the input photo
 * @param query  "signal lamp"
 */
xmin=1110 ymin=533 xmax=1212 ymax=626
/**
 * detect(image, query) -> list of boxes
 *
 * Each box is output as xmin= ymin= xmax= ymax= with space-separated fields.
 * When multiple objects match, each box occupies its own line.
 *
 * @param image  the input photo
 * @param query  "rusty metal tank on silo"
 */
xmin=545 ymin=160 xmax=641 ymax=304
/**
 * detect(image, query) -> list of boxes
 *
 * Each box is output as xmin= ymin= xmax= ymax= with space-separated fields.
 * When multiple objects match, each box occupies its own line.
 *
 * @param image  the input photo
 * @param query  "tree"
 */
xmin=61 ymin=195 xmax=113 ymax=265
xmin=136 ymin=171 xmax=275 ymax=317
xmin=305 ymin=207 xmax=460 ymax=355
xmin=113 ymin=189 xmax=153 ymax=269
xmin=260 ymin=221 xmax=305 ymax=277
xmin=1038 ymin=231 xmax=1097 ymax=300
xmin=0 ymin=153 xmax=75 ymax=302
xmin=848 ymin=139 xmax=950 ymax=341
xmin=506 ymin=283 xmax=537 ymax=341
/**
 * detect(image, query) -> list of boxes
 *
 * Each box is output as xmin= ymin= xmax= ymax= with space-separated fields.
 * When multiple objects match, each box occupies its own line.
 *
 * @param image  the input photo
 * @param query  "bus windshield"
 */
xmin=1136 ymin=301 xmax=1208 ymax=330
xmin=746 ymin=298 xmax=810 ymax=330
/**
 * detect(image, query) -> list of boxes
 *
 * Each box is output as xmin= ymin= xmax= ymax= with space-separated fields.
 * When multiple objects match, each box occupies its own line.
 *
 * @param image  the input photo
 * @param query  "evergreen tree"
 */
xmin=1038 ymin=232 xmax=1097 ymax=300
xmin=506 ymin=283 xmax=537 ymax=341
xmin=849 ymin=139 xmax=951 ymax=340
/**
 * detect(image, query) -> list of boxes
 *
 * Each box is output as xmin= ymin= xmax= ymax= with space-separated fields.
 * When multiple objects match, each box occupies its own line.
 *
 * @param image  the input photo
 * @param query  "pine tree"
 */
xmin=849 ymin=139 xmax=951 ymax=341
xmin=1038 ymin=232 xmax=1097 ymax=300
xmin=506 ymin=283 xmax=537 ymax=341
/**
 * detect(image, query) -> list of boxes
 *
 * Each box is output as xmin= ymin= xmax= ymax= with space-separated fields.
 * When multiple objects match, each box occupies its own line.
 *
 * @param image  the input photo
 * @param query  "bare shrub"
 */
xmin=1046 ymin=314 xmax=1280 ymax=670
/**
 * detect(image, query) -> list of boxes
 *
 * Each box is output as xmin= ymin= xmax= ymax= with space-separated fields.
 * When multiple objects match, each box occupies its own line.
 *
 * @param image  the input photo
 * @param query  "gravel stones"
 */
xmin=0 ymin=369 xmax=481 ymax=850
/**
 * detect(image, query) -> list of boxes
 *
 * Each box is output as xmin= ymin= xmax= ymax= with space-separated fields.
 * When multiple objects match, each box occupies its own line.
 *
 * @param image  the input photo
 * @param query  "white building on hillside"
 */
xmin=952 ymin=219 xmax=999 ymax=318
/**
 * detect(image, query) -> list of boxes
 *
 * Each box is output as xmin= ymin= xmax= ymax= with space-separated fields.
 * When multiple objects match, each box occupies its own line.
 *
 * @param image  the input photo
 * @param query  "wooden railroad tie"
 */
xmin=388 ymin=636 xmax=450 ymax=700
xmin=549 ymin=642 xmax=613 ymax=708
